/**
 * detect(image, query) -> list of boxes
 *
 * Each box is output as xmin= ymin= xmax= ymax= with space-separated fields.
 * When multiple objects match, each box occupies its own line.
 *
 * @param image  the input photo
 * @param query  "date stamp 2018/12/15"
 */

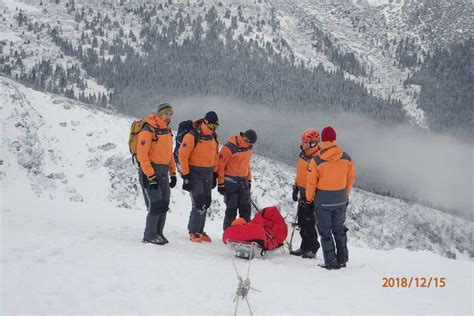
xmin=382 ymin=277 xmax=446 ymax=288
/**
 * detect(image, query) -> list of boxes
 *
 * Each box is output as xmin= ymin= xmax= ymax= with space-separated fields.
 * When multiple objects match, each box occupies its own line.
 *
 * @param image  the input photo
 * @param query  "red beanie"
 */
xmin=321 ymin=126 xmax=336 ymax=142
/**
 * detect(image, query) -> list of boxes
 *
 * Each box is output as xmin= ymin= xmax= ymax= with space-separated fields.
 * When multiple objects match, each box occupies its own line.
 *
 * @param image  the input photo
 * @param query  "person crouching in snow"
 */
xmin=178 ymin=111 xmax=220 ymax=243
xmin=306 ymin=126 xmax=356 ymax=269
xmin=217 ymin=129 xmax=258 ymax=230
xmin=290 ymin=129 xmax=321 ymax=259
xmin=137 ymin=103 xmax=177 ymax=245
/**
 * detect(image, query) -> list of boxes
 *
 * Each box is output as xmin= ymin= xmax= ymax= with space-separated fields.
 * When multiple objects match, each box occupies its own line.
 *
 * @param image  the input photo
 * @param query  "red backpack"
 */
xmin=223 ymin=206 xmax=288 ymax=251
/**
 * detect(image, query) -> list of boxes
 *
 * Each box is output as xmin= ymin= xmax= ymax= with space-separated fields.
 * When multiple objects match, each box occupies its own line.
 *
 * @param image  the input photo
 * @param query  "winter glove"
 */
xmin=147 ymin=175 xmax=159 ymax=190
xmin=169 ymin=175 xmax=177 ymax=189
xmin=302 ymin=199 xmax=314 ymax=209
xmin=212 ymin=172 xmax=218 ymax=189
xmin=182 ymin=174 xmax=191 ymax=192
xmin=292 ymin=185 xmax=299 ymax=202
xmin=218 ymin=185 xmax=226 ymax=196
xmin=248 ymin=181 xmax=252 ymax=191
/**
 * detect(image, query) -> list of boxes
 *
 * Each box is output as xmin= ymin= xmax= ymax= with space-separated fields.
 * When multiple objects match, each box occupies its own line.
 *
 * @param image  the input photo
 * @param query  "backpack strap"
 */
xmin=142 ymin=124 xmax=171 ymax=141
xmin=190 ymin=127 xmax=217 ymax=144
xmin=153 ymin=127 xmax=172 ymax=135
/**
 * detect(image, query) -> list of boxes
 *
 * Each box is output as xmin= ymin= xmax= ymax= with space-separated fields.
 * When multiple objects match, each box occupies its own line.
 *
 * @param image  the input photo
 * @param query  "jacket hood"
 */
xmin=228 ymin=134 xmax=251 ymax=148
xmin=144 ymin=114 xmax=168 ymax=129
xmin=193 ymin=118 xmax=213 ymax=136
xmin=301 ymin=144 xmax=319 ymax=157
xmin=318 ymin=141 xmax=343 ymax=162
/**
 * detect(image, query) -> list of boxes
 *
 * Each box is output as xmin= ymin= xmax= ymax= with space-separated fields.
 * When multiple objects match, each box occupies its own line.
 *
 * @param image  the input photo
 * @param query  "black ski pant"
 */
xmin=315 ymin=204 xmax=349 ymax=265
xmin=139 ymin=164 xmax=170 ymax=240
xmin=223 ymin=177 xmax=251 ymax=230
xmin=187 ymin=166 xmax=213 ymax=234
xmin=297 ymin=193 xmax=320 ymax=253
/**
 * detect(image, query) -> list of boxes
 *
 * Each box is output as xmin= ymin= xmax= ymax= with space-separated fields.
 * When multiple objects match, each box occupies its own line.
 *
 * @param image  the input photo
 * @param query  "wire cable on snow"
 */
xmin=227 ymin=241 xmax=261 ymax=316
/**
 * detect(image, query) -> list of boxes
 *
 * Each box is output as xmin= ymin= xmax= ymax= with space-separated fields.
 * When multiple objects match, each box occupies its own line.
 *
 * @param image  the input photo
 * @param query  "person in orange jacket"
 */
xmin=178 ymin=111 xmax=219 ymax=243
xmin=137 ymin=102 xmax=177 ymax=245
xmin=290 ymin=129 xmax=321 ymax=259
xmin=306 ymin=126 xmax=356 ymax=269
xmin=218 ymin=129 xmax=257 ymax=230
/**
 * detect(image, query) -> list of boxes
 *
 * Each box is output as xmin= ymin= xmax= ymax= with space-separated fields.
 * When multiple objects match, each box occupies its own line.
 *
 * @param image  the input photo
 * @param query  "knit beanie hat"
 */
xmin=204 ymin=111 xmax=219 ymax=124
xmin=241 ymin=129 xmax=257 ymax=144
xmin=321 ymin=126 xmax=336 ymax=142
xmin=157 ymin=102 xmax=173 ymax=116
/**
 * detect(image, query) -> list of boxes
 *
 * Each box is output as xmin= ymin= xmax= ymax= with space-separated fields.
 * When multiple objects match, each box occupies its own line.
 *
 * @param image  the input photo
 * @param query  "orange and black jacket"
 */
xmin=136 ymin=114 xmax=176 ymax=178
xmin=218 ymin=134 xmax=253 ymax=185
xmin=306 ymin=141 xmax=356 ymax=208
xmin=178 ymin=119 xmax=219 ymax=176
xmin=294 ymin=145 xmax=320 ymax=190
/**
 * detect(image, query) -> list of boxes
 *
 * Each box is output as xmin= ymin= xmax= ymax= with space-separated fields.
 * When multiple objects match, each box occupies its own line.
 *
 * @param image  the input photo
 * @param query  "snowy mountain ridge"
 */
xmin=1 ymin=76 xmax=472 ymax=260
xmin=1 ymin=0 xmax=472 ymax=128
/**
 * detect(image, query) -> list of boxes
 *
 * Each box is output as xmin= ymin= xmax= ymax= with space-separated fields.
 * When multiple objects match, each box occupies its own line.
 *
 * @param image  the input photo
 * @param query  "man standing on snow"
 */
xmin=218 ymin=129 xmax=257 ymax=230
xmin=306 ymin=126 xmax=356 ymax=269
xmin=178 ymin=111 xmax=219 ymax=243
xmin=137 ymin=103 xmax=177 ymax=245
xmin=290 ymin=129 xmax=321 ymax=259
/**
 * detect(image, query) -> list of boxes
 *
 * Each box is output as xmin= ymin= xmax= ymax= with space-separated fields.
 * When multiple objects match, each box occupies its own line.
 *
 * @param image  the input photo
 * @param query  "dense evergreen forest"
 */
xmin=1 ymin=5 xmax=406 ymax=124
xmin=406 ymin=38 xmax=473 ymax=140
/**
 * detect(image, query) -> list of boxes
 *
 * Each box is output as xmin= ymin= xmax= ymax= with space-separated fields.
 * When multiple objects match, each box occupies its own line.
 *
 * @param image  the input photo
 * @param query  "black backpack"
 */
xmin=173 ymin=120 xmax=218 ymax=171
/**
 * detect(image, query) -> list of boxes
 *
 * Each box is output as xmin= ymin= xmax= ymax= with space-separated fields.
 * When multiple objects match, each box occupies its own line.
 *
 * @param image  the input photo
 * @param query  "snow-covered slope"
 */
xmin=1 ymin=76 xmax=472 ymax=259
xmin=1 ymin=77 xmax=473 ymax=314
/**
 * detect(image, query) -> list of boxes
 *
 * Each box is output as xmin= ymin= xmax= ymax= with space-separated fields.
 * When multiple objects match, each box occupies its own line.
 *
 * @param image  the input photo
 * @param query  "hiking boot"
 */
xmin=142 ymin=235 xmax=166 ymax=245
xmin=189 ymin=233 xmax=202 ymax=243
xmin=338 ymin=261 xmax=347 ymax=268
xmin=318 ymin=262 xmax=341 ymax=270
xmin=200 ymin=232 xmax=212 ymax=242
xmin=159 ymin=234 xmax=169 ymax=244
xmin=290 ymin=248 xmax=304 ymax=256
xmin=302 ymin=250 xmax=316 ymax=259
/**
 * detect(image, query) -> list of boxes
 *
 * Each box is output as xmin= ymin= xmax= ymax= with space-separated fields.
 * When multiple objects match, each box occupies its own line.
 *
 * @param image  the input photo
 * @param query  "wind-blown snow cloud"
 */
xmin=142 ymin=96 xmax=472 ymax=219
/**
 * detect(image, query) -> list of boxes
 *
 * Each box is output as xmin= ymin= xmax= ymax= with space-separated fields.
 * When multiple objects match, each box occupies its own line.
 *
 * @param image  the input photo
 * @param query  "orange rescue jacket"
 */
xmin=218 ymin=134 xmax=253 ymax=185
xmin=306 ymin=141 xmax=356 ymax=206
xmin=178 ymin=119 xmax=219 ymax=175
xmin=294 ymin=145 xmax=320 ymax=189
xmin=136 ymin=114 xmax=176 ymax=178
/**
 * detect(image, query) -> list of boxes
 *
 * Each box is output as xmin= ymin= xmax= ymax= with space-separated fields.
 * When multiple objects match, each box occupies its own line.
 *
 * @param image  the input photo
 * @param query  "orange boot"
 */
xmin=200 ymin=232 xmax=212 ymax=242
xmin=189 ymin=233 xmax=202 ymax=243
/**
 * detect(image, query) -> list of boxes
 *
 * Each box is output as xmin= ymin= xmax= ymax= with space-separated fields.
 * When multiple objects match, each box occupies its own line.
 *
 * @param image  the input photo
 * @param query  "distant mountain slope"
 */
xmin=1 ymin=0 xmax=471 ymax=128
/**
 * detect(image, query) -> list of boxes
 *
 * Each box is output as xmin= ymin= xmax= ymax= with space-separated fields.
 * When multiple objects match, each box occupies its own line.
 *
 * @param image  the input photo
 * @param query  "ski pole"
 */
xmin=250 ymin=197 xmax=260 ymax=213
xmin=287 ymin=205 xmax=299 ymax=252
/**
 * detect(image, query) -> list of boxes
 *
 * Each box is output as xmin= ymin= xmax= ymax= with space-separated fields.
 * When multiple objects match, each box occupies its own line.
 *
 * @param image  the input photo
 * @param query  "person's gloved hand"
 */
xmin=292 ymin=185 xmax=299 ymax=202
xmin=248 ymin=180 xmax=252 ymax=191
xmin=182 ymin=174 xmax=191 ymax=192
xmin=169 ymin=175 xmax=177 ymax=189
xmin=148 ymin=175 xmax=159 ymax=190
xmin=218 ymin=185 xmax=226 ymax=196
xmin=212 ymin=172 xmax=218 ymax=189
xmin=302 ymin=199 xmax=314 ymax=209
